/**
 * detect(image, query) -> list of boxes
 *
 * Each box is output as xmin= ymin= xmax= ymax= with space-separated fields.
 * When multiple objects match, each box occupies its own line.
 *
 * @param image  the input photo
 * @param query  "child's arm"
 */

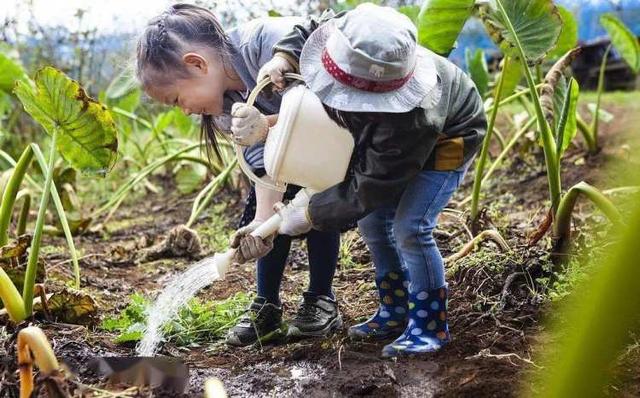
xmin=254 ymin=183 xmax=284 ymax=222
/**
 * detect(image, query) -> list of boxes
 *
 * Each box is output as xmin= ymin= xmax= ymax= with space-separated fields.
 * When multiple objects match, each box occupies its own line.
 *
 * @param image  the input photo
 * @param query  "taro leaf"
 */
xmin=548 ymin=6 xmax=578 ymax=59
xmin=113 ymin=89 xmax=141 ymax=113
xmin=42 ymin=287 xmax=99 ymax=326
xmin=499 ymin=56 xmax=523 ymax=97
xmin=154 ymin=111 xmax=175 ymax=134
xmin=398 ymin=5 xmax=420 ymax=24
xmin=480 ymin=0 xmax=562 ymax=65
xmin=172 ymin=109 xmax=196 ymax=136
xmin=105 ymin=67 xmax=139 ymax=99
xmin=417 ymin=0 xmax=476 ymax=55
xmin=0 ymin=50 xmax=30 ymax=93
xmin=555 ymin=78 xmax=579 ymax=158
xmin=14 ymin=67 xmax=118 ymax=175
xmin=465 ymin=48 xmax=490 ymax=97
xmin=174 ymin=162 xmax=207 ymax=194
xmin=600 ymin=13 xmax=640 ymax=73
xmin=0 ymin=235 xmax=45 ymax=291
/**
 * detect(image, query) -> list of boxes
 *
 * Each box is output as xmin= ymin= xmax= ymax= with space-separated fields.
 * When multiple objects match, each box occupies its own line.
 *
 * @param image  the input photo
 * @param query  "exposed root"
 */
xmin=139 ymin=225 xmax=202 ymax=262
xmin=465 ymin=348 xmax=542 ymax=369
xmin=446 ymin=229 xmax=511 ymax=265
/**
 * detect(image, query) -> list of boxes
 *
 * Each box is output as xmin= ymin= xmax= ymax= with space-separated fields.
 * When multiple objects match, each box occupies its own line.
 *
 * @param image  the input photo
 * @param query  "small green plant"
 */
xmin=0 ymin=66 xmax=118 ymax=323
xmin=102 ymin=292 xmax=251 ymax=346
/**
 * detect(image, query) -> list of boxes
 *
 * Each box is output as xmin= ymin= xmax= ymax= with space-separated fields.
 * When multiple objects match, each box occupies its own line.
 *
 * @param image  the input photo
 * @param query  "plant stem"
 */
xmin=0 ymin=146 xmax=34 ymax=246
xmin=591 ymin=44 xmax=612 ymax=153
xmin=17 ymin=193 xmax=31 ymax=236
xmin=495 ymin=0 xmax=562 ymax=212
xmin=471 ymin=56 xmax=510 ymax=225
xmin=553 ymin=181 xmax=623 ymax=262
xmin=18 ymin=326 xmax=60 ymax=398
xmin=30 ymin=144 xmax=81 ymax=288
xmin=0 ymin=267 xmax=26 ymax=322
xmin=187 ymin=158 xmax=237 ymax=227
xmin=576 ymin=115 xmax=596 ymax=150
xmin=485 ymin=83 xmax=545 ymax=114
xmin=23 ymin=130 xmax=58 ymax=316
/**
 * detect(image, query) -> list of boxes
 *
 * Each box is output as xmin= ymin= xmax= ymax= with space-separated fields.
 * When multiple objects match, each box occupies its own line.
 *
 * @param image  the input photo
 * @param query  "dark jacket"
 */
xmin=272 ymin=10 xmax=487 ymax=231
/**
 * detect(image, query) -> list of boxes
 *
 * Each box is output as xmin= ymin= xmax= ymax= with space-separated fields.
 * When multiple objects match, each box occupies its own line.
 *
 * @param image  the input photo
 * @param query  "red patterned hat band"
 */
xmin=321 ymin=48 xmax=414 ymax=93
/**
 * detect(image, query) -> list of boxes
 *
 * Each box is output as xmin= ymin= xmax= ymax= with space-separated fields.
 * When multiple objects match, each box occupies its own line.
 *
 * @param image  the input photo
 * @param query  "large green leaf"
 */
xmin=14 ymin=67 xmax=118 ymax=175
xmin=417 ymin=0 xmax=476 ymax=55
xmin=465 ymin=48 xmax=490 ymax=97
xmin=549 ymin=6 xmax=578 ymax=59
xmin=0 ymin=50 xmax=30 ymax=93
xmin=601 ymin=13 xmax=640 ymax=73
xmin=480 ymin=0 xmax=562 ymax=64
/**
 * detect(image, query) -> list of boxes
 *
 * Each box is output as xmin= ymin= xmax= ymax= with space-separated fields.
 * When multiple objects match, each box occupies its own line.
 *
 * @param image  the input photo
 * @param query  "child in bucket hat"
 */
xmin=230 ymin=3 xmax=487 ymax=357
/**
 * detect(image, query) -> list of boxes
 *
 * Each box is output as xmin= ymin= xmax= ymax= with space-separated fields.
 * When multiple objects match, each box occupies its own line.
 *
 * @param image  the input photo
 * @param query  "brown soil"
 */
xmin=1 ymin=99 xmax=639 ymax=397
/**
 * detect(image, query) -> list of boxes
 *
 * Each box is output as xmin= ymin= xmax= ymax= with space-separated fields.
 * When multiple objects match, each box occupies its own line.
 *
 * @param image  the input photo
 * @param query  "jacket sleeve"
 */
xmin=307 ymin=111 xmax=438 ymax=231
xmin=271 ymin=9 xmax=347 ymax=62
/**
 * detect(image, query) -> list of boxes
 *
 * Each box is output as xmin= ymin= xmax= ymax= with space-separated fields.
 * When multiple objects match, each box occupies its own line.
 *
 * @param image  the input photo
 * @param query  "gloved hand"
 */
xmin=257 ymin=53 xmax=296 ymax=91
xmin=275 ymin=191 xmax=313 ymax=236
xmin=230 ymin=220 xmax=275 ymax=264
xmin=230 ymin=103 xmax=269 ymax=146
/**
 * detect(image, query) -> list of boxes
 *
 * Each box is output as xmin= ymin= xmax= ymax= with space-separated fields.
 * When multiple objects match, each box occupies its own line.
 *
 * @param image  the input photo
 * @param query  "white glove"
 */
xmin=257 ymin=54 xmax=296 ymax=90
xmin=276 ymin=190 xmax=313 ymax=236
xmin=230 ymin=103 xmax=269 ymax=146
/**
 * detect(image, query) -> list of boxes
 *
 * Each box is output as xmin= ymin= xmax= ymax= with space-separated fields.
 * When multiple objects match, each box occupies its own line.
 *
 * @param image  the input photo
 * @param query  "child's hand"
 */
xmin=257 ymin=53 xmax=296 ymax=91
xmin=230 ymin=103 xmax=269 ymax=146
xmin=230 ymin=220 xmax=275 ymax=264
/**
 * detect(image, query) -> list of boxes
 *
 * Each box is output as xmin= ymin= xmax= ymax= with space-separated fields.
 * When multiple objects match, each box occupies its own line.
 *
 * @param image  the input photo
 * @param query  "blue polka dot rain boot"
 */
xmin=348 ymin=271 xmax=409 ymax=340
xmin=381 ymin=286 xmax=450 ymax=357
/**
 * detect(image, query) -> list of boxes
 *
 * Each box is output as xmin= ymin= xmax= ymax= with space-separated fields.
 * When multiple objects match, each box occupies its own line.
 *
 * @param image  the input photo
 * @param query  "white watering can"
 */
xmin=212 ymin=74 xmax=355 ymax=276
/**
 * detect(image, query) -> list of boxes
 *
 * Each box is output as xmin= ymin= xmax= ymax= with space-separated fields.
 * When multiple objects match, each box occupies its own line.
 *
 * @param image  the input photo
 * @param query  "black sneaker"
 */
xmin=226 ymin=296 xmax=286 ymax=347
xmin=288 ymin=292 xmax=343 ymax=337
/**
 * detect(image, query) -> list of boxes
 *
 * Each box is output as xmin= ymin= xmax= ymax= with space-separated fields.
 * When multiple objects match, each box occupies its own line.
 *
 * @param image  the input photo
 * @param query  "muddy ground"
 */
xmin=2 ymin=94 xmax=640 ymax=397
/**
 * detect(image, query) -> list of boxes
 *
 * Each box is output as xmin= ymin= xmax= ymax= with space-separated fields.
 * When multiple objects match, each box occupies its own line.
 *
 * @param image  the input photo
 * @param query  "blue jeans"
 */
xmin=357 ymin=166 xmax=467 ymax=293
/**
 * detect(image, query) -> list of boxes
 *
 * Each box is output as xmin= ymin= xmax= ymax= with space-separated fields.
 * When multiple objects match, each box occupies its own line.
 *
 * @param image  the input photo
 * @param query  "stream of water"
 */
xmin=137 ymin=257 xmax=221 ymax=356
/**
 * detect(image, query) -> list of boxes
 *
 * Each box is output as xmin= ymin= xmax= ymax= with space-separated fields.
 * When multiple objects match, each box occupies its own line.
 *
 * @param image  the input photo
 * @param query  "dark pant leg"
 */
xmin=256 ymin=234 xmax=292 ymax=305
xmin=306 ymin=229 xmax=340 ymax=299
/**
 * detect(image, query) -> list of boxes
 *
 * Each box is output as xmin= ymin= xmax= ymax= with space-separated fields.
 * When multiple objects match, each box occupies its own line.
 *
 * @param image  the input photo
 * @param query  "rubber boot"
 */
xmin=348 ymin=270 xmax=409 ymax=340
xmin=381 ymin=286 xmax=450 ymax=357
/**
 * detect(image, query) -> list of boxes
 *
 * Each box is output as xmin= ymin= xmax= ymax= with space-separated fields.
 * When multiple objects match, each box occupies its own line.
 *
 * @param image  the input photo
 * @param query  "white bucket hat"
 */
xmin=300 ymin=3 xmax=439 ymax=113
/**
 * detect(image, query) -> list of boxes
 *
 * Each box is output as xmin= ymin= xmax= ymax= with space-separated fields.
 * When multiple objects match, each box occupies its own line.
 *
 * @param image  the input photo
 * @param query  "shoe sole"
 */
xmin=347 ymin=327 xmax=405 ymax=341
xmin=287 ymin=315 xmax=343 ymax=337
xmin=226 ymin=325 xmax=287 ymax=347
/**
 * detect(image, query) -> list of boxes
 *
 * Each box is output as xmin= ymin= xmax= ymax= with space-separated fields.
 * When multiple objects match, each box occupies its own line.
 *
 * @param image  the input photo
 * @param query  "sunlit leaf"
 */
xmin=549 ymin=6 xmax=578 ymax=59
xmin=398 ymin=5 xmax=420 ymax=24
xmin=600 ymin=13 xmax=640 ymax=73
xmin=417 ymin=0 xmax=476 ymax=55
xmin=465 ymin=48 xmax=490 ymax=97
xmin=0 ymin=50 xmax=30 ymax=93
xmin=14 ymin=67 xmax=118 ymax=175
xmin=480 ymin=0 xmax=562 ymax=64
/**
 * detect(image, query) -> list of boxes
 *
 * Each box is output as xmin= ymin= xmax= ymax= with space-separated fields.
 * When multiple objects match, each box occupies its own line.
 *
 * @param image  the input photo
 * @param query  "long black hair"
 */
xmin=136 ymin=3 xmax=236 ymax=164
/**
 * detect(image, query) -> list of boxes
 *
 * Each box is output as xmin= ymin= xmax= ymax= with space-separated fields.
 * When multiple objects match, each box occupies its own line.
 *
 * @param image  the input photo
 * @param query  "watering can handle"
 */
xmin=233 ymin=73 xmax=305 ymax=192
